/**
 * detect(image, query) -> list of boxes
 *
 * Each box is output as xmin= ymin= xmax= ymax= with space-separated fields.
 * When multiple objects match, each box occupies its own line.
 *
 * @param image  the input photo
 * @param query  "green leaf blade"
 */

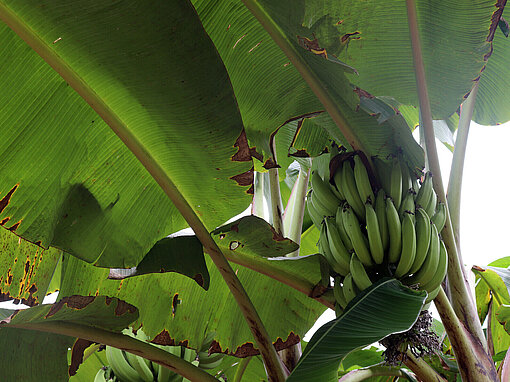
xmin=287 ymin=279 xmax=426 ymax=382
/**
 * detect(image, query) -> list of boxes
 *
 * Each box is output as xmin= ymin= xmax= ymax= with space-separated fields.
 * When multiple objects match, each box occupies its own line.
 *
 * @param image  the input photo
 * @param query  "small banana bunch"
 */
xmin=307 ymin=151 xmax=448 ymax=313
xmin=95 ymin=330 xmax=225 ymax=382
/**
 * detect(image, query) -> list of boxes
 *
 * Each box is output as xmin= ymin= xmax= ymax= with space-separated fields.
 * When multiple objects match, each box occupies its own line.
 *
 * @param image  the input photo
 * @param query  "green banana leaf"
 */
xmin=59 ymin=253 xmax=326 ymax=355
xmin=195 ymin=0 xmax=425 ymax=171
xmin=0 ymin=0 xmax=252 ymax=268
xmin=0 ymin=228 xmax=60 ymax=305
xmin=474 ymin=12 xmax=510 ymax=125
xmin=111 ymin=235 xmax=210 ymax=290
xmin=292 ymin=0 xmax=497 ymax=119
xmin=212 ymin=215 xmax=298 ymax=258
xmin=69 ymin=347 xmax=108 ymax=382
xmin=286 ymin=279 xmax=427 ymax=382
xmin=0 ymin=296 xmax=138 ymax=381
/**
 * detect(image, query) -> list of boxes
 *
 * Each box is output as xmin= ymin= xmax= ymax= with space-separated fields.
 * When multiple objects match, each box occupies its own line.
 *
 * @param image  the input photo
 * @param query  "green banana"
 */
xmin=198 ymin=352 xmax=224 ymax=369
xmin=415 ymin=172 xmax=433 ymax=209
xmin=424 ymin=286 xmax=441 ymax=304
xmin=306 ymin=194 xmax=324 ymax=228
xmin=94 ymin=368 xmax=109 ymax=382
xmin=311 ymin=171 xmax=341 ymax=214
xmin=398 ymin=189 xmax=415 ymax=221
xmin=319 ymin=223 xmax=349 ymax=275
xmin=424 ymin=185 xmax=437 ymax=219
xmin=374 ymin=189 xmax=389 ymax=251
xmin=386 ymin=197 xmax=402 ymax=263
xmin=106 ymin=346 xmax=143 ymax=382
xmin=310 ymin=189 xmax=335 ymax=217
xmin=342 ymin=273 xmax=359 ymax=304
xmin=341 ymin=206 xmax=373 ymax=267
xmin=410 ymin=207 xmax=431 ymax=274
xmin=400 ymin=163 xmax=413 ymax=201
xmin=156 ymin=346 xmax=182 ymax=382
xmin=333 ymin=276 xmax=348 ymax=309
xmin=126 ymin=351 xmax=154 ymax=382
xmin=394 ymin=212 xmax=416 ymax=278
xmin=365 ymin=201 xmax=384 ymax=264
xmin=324 ymin=217 xmax=352 ymax=273
xmin=373 ymin=157 xmax=392 ymax=193
xmin=389 ymin=160 xmax=403 ymax=210
xmin=350 ymin=254 xmax=373 ymax=290
xmin=338 ymin=161 xmax=365 ymax=219
xmin=353 ymin=154 xmax=375 ymax=204
xmin=431 ymin=202 xmax=447 ymax=232
xmin=335 ymin=205 xmax=354 ymax=252
xmin=422 ymin=238 xmax=448 ymax=293
xmin=407 ymin=223 xmax=440 ymax=287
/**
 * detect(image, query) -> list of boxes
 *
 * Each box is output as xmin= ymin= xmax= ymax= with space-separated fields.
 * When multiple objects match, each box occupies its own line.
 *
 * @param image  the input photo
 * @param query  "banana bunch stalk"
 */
xmin=97 ymin=329 xmax=220 ymax=382
xmin=307 ymin=150 xmax=448 ymax=313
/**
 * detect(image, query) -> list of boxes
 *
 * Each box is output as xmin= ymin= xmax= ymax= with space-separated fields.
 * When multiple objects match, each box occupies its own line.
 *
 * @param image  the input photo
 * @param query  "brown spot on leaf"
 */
xmin=69 ymin=339 xmax=95 ymax=376
xmin=353 ymin=86 xmax=375 ymax=99
xmin=114 ymin=299 xmax=137 ymax=316
xmin=472 ymin=265 xmax=485 ymax=272
xmin=0 ymin=184 xmax=18 ymax=214
xmin=231 ymin=130 xmax=252 ymax=162
xmin=46 ymin=295 xmax=95 ymax=318
xmin=7 ymin=219 xmax=21 ymax=232
xmin=291 ymin=149 xmax=310 ymax=157
xmin=151 ymin=330 xmax=175 ymax=345
xmin=487 ymin=0 xmax=507 ymax=42
xmin=0 ymin=217 xmax=9 ymax=226
xmin=341 ymin=31 xmax=361 ymax=43
xmin=263 ymin=158 xmax=279 ymax=170
xmin=172 ymin=293 xmax=180 ymax=316
xmin=230 ymin=223 xmax=239 ymax=233
xmin=208 ymin=333 xmax=301 ymax=358
xmin=230 ymin=168 xmax=254 ymax=188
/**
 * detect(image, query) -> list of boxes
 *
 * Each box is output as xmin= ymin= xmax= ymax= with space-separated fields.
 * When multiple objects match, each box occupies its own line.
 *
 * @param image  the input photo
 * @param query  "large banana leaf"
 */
xmin=287 ymin=279 xmax=426 ymax=382
xmin=0 ymin=296 xmax=138 ymax=381
xmin=0 ymin=228 xmax=60 ymax=305
xmin=194 ymin=0 xmax=425 ymax=171
xmin=59 ymin=252 xmax=326 ymax=355
xmin=0 ymin=1 xmax=252 ymax=267
xmin=474 ymin=15 xmax=510 ymax=125
xmin=288 ymin=0 xmax=497 ymax=119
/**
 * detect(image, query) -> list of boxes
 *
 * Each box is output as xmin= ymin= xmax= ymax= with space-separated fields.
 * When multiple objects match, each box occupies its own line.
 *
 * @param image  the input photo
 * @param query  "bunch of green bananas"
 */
xmin=308 ymin=151 xmax=448 ymax=313
xmin=95 ymin=330 xmax=225 ymax=382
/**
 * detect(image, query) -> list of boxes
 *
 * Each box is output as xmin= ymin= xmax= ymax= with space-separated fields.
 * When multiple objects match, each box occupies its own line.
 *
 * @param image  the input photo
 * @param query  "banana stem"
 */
xmin=269 ymin=167 xmax=285 ymax=236
xmin=338 ymin=365 xmax=417 ymax=382
xmin=434 ymin=288 xmax=497 ymax=381
xmin=447 ymin=82 xmax=479 ymax=249
xmin=405 ymin=0 xmax=487 ymax=350
xmin=403 ymin=351 xmax=447 ymax=382
xmin=283 ymin=168 xmax=310 ymax=256
xmin=9 ymin=321 xmax=218 ymax=382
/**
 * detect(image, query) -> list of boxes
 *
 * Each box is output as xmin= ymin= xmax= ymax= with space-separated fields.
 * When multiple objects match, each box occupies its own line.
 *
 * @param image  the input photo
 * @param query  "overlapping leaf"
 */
xmin=294 ymin=0 xmax=496 ymax=119
xmin=194 ymin=0 xmax=424 ymax=171
xmin=0 ymin=0 xmax=251 ymax=267
xmin=110 ymin=235 xmax=210 ymax=290
xmin=0 ymin=228 xmax=60 ymax=305
xmin=287 ymin=279 xmax=426 ymax=382
xmin=0 ymin=296 xmax=138 ymax=381
xmin=59 ymin=254 xmax=326 ymax=355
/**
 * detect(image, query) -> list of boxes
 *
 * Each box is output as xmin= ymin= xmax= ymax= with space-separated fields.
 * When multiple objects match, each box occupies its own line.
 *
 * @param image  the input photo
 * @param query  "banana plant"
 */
xmin=0 ymin=0 xmax=509 ymax=381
